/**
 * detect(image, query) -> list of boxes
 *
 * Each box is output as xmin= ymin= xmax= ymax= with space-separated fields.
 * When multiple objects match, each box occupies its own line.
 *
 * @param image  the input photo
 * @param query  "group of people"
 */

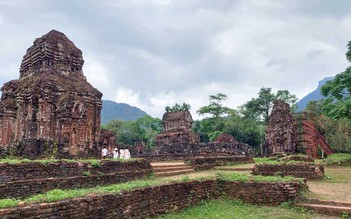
xmin=101 ymin=147 xmax=131 ymax=159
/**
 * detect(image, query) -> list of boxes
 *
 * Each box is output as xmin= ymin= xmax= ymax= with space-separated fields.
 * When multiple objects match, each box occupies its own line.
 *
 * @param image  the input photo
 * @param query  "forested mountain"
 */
xmin=101 ymin=100 xmax=148 ymax=124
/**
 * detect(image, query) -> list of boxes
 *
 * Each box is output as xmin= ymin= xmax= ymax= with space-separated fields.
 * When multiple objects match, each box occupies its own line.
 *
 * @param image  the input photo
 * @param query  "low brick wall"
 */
xmin=0 ymin=159 xmax=151 ymax=183
xmin=0 ymin=179 xmax=305 ymax=218
xmin=185 ymin=156 xmax=253 ymax=171
xmin=0 ymin=159 xmax=152 ymax=199
xmin=0 ymin=170 xmax=151 ymax=199
xmin=252 ymin=163 xmax=324 ymax=179
xmin=219 ymin=181 xmax=302 ymax=206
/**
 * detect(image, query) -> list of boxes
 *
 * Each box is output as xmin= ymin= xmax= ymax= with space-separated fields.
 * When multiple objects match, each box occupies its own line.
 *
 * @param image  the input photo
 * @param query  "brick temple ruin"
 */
xmin=0 ymin=30 xmax=102 ymax=158
xmin=264 ymin=100 xmax=333 ymax=158
xmin=155 ymin=110 xmax=199 ymax=145
xmin=154 ymin=110 xmax=254 ymax=156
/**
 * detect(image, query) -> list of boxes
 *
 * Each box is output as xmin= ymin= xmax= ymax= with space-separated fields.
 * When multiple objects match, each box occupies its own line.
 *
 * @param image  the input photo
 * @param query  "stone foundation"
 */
xmin=0 ymin=180 xmax=304 ymax=218
xmin=0 ymin=159 xmax=152 ymax=198
xmin=185 ymin=156 xmax=253 ymax=171
xmin=155 ymin=142 xmax=254 ymax=157
xmin=252 ymin=163 xmax=324 ymax=179
xmin=219 ymin=181 xmax=302 ymax=205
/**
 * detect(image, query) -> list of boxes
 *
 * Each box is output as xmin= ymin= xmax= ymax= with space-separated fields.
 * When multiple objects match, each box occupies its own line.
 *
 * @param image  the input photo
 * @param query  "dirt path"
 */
xmin=306 ymin=167 xmax=351 ymax=203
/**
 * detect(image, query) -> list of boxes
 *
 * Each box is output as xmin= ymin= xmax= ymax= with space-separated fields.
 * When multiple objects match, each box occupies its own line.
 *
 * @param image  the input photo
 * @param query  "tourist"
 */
xmin=113 ymin=148 xmax=119 ymax=159
xmin=101 ymin=146 xmax=109 ymax=159
xmin=119 ymin=148 xmax=125 ymax=159
xmin=123 ymin=148 xmax=131 ymax=159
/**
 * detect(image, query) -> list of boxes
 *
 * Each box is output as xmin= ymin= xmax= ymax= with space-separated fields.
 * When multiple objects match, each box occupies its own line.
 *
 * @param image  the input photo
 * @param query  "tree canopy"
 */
xmin=197 ymin=93 xmax=232 ymax=118
xmin=165 ymin=103 xmax=191 ymax=112
xmin=104 ymin=115 xmax=162 ymax=148
xmin=241 ymin=87 xmax=298 ymax=123
xmin=320 ymin=42 xmax=351 ymax=120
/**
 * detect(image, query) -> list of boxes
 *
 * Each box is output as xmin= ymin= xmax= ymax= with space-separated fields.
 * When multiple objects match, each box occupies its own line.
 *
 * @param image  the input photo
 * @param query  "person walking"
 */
xmin=119 ymin=148 xmax=125 ymax=159
xmin=113 ymin=148 xmax=119 ymax=159
xmin=101 ymin=146 xmax=109 ymax=159
xmin=123 ymin=148 xmax=131 ymax=159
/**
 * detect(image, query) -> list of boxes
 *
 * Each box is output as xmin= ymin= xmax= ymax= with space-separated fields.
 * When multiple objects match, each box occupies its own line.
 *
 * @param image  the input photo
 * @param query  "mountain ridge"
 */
xmin=296 ymin=76 xmax=334 ymax=111
xmin=101 ymin=100 xmax=148 ymax=124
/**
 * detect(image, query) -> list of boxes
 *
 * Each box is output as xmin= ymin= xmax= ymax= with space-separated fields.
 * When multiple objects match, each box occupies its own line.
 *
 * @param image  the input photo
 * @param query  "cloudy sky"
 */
xmin=0 ymin=0 xmax=350 ymax=119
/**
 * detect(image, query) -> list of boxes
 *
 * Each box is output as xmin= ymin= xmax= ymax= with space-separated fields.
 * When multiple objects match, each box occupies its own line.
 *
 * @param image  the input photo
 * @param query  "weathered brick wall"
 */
xmin=0 ymin=171 xmax=151 ymax=199
xmin=252 ymin=163 xmax=324 ymax=179
xmin=0 ymin=160 xmax=152 ymax=199
xmin=0 ymin=179 xmax=304 ymax=218
xmin=0 ymin=159 xmax=150 ymax=183
xmin=155 ymin=142 xmax=254 ymax=157
xmin=219 ymin=181 xmax=303 ymax=206
xmin=185 ymin=156 xmax=254 ymax=171
xmin=0 ymin=180 xmax=219 ymax=219
xmin=136 ymin=153 xmax=241 ymax=162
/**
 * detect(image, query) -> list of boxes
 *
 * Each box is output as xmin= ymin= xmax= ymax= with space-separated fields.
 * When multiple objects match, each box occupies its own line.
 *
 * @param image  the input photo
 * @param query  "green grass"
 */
xmin=322 ymin=153 xmax=351 ymax=166
xmin=254 ymin=157 xmax=280 ymax=165
xmin=253 ymin=157 xmax=312 ymax=165
xmin=0 ymin=198 xmax=19 ymax=209
xmin=154 ymin=199 xmax=316 ymax=219
xmin=217 ymin=172 xmax=301 ymax=183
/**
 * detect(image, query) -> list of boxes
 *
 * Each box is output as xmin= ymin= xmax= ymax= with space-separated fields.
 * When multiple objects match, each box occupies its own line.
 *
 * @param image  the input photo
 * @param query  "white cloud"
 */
xmin=0 ymin=0 xmax=350 ymax=119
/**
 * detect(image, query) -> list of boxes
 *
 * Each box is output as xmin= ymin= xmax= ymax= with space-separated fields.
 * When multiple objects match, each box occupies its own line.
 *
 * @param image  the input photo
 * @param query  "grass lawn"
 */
xmin=154 ymin=199 xmax=319 ymax=219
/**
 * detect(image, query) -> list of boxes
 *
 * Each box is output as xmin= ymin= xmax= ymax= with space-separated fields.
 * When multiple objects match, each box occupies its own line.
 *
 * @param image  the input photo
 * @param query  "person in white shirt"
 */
xmin=101 ymin=146 xmax=109 ymax=159
xmin=119 ymin=148 xmax=125 ymax=159
xmin=123 ymin=148 xmax=131 ymax=159
xmin=112 ymin=148 xmax=119 ymax=159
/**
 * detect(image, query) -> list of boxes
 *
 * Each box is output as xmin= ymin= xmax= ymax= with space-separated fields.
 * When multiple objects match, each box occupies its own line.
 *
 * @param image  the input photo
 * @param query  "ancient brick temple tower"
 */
xmin=0 ymin=30 xmax=102 ymax=158
xmin=155 ymin=110 xmax=199 ymax=145
xmin=264 ymin=100 xmax=333 ymax=158
xmin=264 ymin=100 xmax=297 ymax=154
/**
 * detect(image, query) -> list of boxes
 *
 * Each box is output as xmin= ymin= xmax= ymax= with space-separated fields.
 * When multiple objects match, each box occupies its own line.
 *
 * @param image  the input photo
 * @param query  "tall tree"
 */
xmin=241 ymin=87 xmax=275 ymax=123
xmin=197 ymin=93 xmax=231 ymax=118
xmin=276 ymin=90 xmax=298 ymax=111
xmin=194 ymin=93 xmax=233 ymax=142
xmin=241 ymin=87 xmax=298 ymax=123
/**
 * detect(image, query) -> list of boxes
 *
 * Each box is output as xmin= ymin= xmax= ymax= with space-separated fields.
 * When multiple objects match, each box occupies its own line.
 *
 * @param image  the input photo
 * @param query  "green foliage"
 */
xmin=320 ymin=41 xmax=351 ymax=120
xmin=105 ymin=115 xmax=162 ymax=148
xmin=341 ymin=211 xmax=350 ymax=218
xmin=90 ymin=160 xmax=101 ymax=168
xmin=312 ymin=115 xmax=351 ymax=153
xmin=223 ymin=115 xmax=264 ymax=150
xmin=193 ymin=93 xmax=263 ymax=150
xmin=197 ymin=93 xmax=232 ymax=118
xmin=165 ymin=103 xmax=191 ymax=112
xmin=83 ymin=171 xmax=91 ymax=176
xmin=241 ymin=87 xmax=298 ymax=123
xmin=0 ymin=198 xmax=19 ymax=209
xmin=208 ymin=131 xmax=222 ymax=142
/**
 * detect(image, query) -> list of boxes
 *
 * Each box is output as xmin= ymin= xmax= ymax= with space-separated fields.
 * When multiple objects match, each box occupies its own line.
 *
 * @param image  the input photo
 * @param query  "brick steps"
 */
xmin=151 ymin=162 xmax=195 ymax=177
xmin=297 ymin=200 xmax=351 ymax=217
